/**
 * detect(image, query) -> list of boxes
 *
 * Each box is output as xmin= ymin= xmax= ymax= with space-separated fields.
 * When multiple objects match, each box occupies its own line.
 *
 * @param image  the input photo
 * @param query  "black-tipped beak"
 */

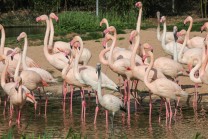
xmin=70 ymin=45 xmax=73 ymax=49
xmin=65 ymin=55 xmax=69 ymax=59
xmin=78 ymin=47 xmax=80 ymax=50
xmin=11 ymin=56 xmax=14 ymax=60
xmin=15 ymin=86 xmax=18 ymax=91
xmin=129 ymin=41 xmax=132 ymax=45
xmin=201 ymin=30 xmax=203 ymax=33
xmin=16 ymin=40 xmax=19 ymax=43
xmin=151 ymin=49 xmax=153 ymax=52
xmin=102 ymin=32 xmax=105 ymax=37
xmin=184 ymin=24 xmax=186 ymax=27
xmin=116 ymin=86 xmax=120 ymax=91
xmin=103 ymin=46 xmax=106 ymax=49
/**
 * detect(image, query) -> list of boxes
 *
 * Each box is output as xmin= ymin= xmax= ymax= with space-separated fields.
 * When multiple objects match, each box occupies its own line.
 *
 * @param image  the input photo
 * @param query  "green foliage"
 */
xmin=192 ymin=132 xmax=206 ymax=139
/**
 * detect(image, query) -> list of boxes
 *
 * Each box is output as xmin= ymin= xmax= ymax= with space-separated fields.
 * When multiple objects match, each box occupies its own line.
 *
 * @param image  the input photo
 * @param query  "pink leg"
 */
xmin=174 ymin=97 xmax=180 ymax=116
xmin=126 ymin=80 xmax=131 ymax=120
xmin=94 ymin=91 xmax=99 ymax=124
xmin=149 ymin=93 xmax=152 ymax=124
xmin=9 ymin=105 xmax=13 ymax=126
xmin=45 ymin=96 xmax=48 ymax=116
xmin=17 ymin=109 xmax=21 ymax=125
xmin=81 ymin=88 xmax=86 ymax=122
xmin=168 ymin=100 xmax=173 ymax=125
xmin=3 ymin=96 xmax=7 ymax=115
xmin=63 ymin=81 xmax=67 ymax=112
xmin=193 ymin=83 xmax=198 ymax=109
xmin=133 ymin=80 xmax=139 ymax=112
xmin=70 ymin=85 xmax=74 ymax=113
xmin=165 ymin=100 xmax=169 ymax=125
xmin=158 ymin=98 xmax=164 ymax=123
xmin=105 ymin=110 xmax=108 ymax=126
xmin=123 ymin=80 xmax=127 ymax=105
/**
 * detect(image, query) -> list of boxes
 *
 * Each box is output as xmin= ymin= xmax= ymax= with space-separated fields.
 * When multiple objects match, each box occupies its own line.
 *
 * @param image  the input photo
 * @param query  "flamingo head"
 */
xmin=201 ymin=22 xmax=208 ymax=33
xmin=100 ymin=18 xmax=108 ymax=27
xmin=156 ymin=11 xmax=160 ymax=21
xmin=129 ymin=30 xmax=138 ymax=44
xmin=50 ymin=13 xmax=59 ymax=22
xmin=15 ymin=76 xmax=22 ymax=91
xmin=57 ymin=47 xmax=69 ymax=59
xmin=17 ymin=32 xmax=27 ymax=42
xmin=103 ymin=26 xmax=116 ymax=36
xmin=160 ymin=16 xmax=166 ymax=23
xmin=173 ymin=26 xmax=178 ymax=41
xmin=143 ymin=43 xmax=153 ymax=52
xmin=0 ymin=55 xmax=6 ymax=62
xmin=36 ymin=15 xmax=48 ymax=22
xmin=96 ymin=63 xmax=101 ymax=75
xmin=177 ymin=29 xmax=186 ymax=37
xmin=10 ymin=47 xmax=21 ymax=60
xmin=102 ymin=33 xmax=114 ymax=49
xmin=184 ymin=16 xmax=192 ymax=26
xmin=25 ymin=92 xmax=37 ymax=104
xmin=0 ymin=24 xmax=3 ymax=30
xmin=135 ymin=2 xmax=142 ymax=8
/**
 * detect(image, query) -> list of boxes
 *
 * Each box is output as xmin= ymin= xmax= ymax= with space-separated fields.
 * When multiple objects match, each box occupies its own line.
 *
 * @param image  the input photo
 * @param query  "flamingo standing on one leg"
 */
xmin=96 ymin=63 xmax=126 ymax=130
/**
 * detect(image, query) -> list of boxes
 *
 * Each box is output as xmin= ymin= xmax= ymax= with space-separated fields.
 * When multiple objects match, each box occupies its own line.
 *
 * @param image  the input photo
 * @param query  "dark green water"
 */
xmin=0 ymin=95 xmax=208 ymax=138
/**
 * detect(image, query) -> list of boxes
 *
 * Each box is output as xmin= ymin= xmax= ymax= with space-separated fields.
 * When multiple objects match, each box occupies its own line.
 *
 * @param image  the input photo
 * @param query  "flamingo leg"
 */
xmin=81 ymin=88 xmax=86 ymax=122
xmin=3 ymin=96 xmax=7 ymax=115
xmin=158 ymin=98 xmax=164 ymax=123
xmin=193 ymin=83 xmax=198 ymax=109
xmin=70 ymin=85 xmax=73 ymax=114
xmin=168 ymin=100 xmax=173 ymax=125
xmin=133 ymin=80 xmax=139 ymax=112
xmin=94 ymin=91 xmax=99 ymax=124
xmin=123 ymin=80 xmax=127 ymax=105
xmin=17 ymin=108 xmax=21 ymax=125
xmin=105 ymin=110 xmax=108 ymax=127
xmin=127 ymin=80 xmax=131 ymax=119
xmin=37 ymin=87 xmax=41 ymax=115
xmin=149 ymin=93 xmax=152 ymax=124
xmin=165 ymin=100 xmax=169 ymax=125
xmin=174 ymin=97 xmax=180 ymax=117
xmin=32 ymin=91 xmax=37 ymax=116
xmin=62 ymin=81 xmax=67 ymax=112
xmin=9 ymin=105 xmax=13 ymax=126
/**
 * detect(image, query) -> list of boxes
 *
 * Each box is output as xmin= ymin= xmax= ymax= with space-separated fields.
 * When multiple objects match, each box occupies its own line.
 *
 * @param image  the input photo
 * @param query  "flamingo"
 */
xmin=144 ymin=49 xmax=188 ymax=124
xmin=0 ymin=24 xmax=39 ymax=78
xmin=156 ymin=11 xmax=186 ymax=44
xmin=36 ymin=15 xmax=69 ymax=70
xmin=45 ymin=13 xmax=92 ymax=65
xmin=12 ymin=48 xmax=48 ymax=115
xmin=154 ymin=26 xmax=185 ymax=80
xmin=160 ymin=16 xmax=189 ymax=56
xmin=96 ymin=63 xmax=126 ymax=129
xmin=184 ymin=16 xmax=204 ymax=48
xmin=70 ymin=36 xmax=119 ymax=123
xmin=0 ymin=55 xmax=36 ymax=125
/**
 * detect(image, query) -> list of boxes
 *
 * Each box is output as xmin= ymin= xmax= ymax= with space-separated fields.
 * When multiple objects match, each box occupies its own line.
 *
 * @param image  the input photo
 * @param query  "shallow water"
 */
xmin=0 ymin=94 xmax=208 ymax=138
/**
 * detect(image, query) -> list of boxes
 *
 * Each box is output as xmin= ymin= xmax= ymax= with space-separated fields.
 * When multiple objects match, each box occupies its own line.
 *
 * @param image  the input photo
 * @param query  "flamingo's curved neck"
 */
xmin=1 ymin=59 xmax=8 ymax=88
xmin=186 ymin=19 xmax=193 ymax=41
xmin=73 ymin=38 xmax=84 ymax=82
xmin=144 ymin=51 xmax=154 ymax=89
xmin=178 ymin=35 xmax=188 ymax=63
xmin=0 ymin=27 xmax=5 ymax=55
xmin=157 ymin=17 xmax=161 ymax=41
xmin=161 ymin=21 xmax=166 ymax=50
xmin=190 ymin=58 xmax=202 ymax=83
xmin=99 ymin=47 xmax=110 ymax=65
xmin=97 ymin=69 xmax=103 ymax=104
xmin=48 ymin=17 xmax=54 ymax=49
xmin=43 ymin=18 xmax=51 ymax=61
xmin=108 ymin=36 xmax=116 ymax=68
xmin=136 ymin=7 xmax=142 ymax=33
xmin=14 ymin=53 xmax=22 ymax=81
xmin=200 ymin=45 xmax=208 ymax=75
xmin=173 ymin=36 xmax=178 ymax=62
xmin=22 ymin=36 xmax=29 ymax=70
xmin=131 ymin=34 xmax=140 ymax=69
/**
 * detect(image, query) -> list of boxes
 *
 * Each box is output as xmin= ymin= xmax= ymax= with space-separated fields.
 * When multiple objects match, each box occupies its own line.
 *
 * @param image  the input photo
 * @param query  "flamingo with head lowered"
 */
xmin=0 ymin=55 xmax=36 ymax=125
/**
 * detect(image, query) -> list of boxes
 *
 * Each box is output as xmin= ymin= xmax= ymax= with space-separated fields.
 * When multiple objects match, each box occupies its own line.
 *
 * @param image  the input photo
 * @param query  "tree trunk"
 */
xmin=201 ymin=0 xmax=204 ymax=18
xmin=205 ymin=0 xmax=207 ymax=18
xmin=172 ymin=0 xmax=175 ymax=13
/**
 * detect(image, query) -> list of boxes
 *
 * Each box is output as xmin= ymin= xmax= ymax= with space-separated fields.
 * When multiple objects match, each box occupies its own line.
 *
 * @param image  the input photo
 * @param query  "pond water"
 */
xmin=0 ymin=93 xmax=208 ymax=138
xmin=4 ymin=26 xmax=45 ymax=37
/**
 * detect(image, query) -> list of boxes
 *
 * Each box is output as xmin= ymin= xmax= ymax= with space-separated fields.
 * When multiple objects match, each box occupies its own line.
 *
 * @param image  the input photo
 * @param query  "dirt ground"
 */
xmin=26 ymin=28 xmax=208 ymax=102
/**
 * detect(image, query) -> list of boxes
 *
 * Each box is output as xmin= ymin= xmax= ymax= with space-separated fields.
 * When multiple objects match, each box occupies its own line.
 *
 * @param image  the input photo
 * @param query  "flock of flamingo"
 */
xmin=0 ymin=1 xmax=208 ymax=130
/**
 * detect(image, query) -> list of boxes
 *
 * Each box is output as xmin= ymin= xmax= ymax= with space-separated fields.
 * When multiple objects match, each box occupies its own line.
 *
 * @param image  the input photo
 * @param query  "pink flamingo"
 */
xmin=46 ymin=13 xmax=92 ymax=65
xmin=0 ymin=55 xmax=36 ymax=125
xmin=70 ymin=36 xmax=118 ymax=123
xmin=12 ymin=48 xmax=48 ymax=115
xmin=96 ymin=63 xmax=126 ymax=129
xmin=144 ymin=49 xmax=188 ymax=124
xmin=36 ymin=15 xmax=69 ymax=70
xmin=184 ymin=16 xmax=204 ymax=48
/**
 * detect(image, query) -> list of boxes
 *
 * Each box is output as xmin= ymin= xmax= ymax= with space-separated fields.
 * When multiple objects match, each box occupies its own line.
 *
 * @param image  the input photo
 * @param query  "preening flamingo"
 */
xmin=0 ymin=55 xmax=36 ymax=125
xmin=96 ymin=63 xmax=126 ymax=129
xmin=70 ymin=36 xmax=118 ymax=123
xmin=184 ymin=16 xmax=204 ymax=48
xmin=144 ymin=49 xmax=188 ymax=123
xmin=156 ymin=12 xmax=186 ymax=44
xmin=160 ymin=16 xmax=189 ymax=56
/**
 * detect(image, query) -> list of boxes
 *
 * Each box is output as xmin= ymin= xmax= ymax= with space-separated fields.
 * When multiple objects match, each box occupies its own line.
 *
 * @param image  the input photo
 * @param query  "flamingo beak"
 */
xmin=26 ymin=93 xmax=36 ymax=103
xmin=129 ymin=40 xmax=132 ymax=45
